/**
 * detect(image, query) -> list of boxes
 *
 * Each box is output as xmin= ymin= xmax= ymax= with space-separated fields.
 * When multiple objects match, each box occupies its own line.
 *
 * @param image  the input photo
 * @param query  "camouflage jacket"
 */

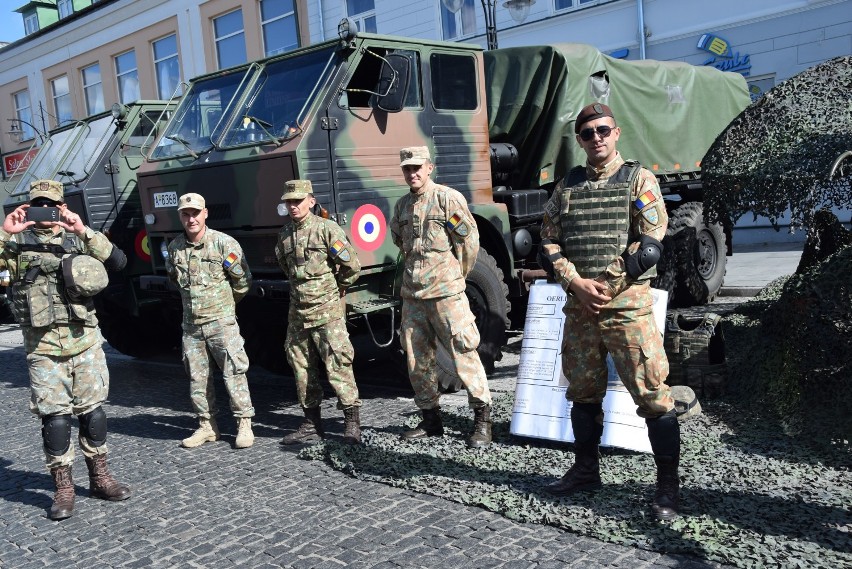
xmin=540 ymin=153 xmax=667 ymax=304
xmin=275 ymin=212 xmax=360 ymax=328
xmin=167 ymin=227 xmax=251 ymax=326
xmin=389 ymin=179 xmax=479 ymax=300
xmin=0 ymin=226 xmax=115 ymax=356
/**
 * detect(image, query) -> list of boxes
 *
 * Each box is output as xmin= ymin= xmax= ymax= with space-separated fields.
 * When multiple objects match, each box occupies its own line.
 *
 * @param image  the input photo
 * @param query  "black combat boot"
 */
xmin=402 ymin=407 xmax=443 ymax=440
xmin=546 ymin=402 xmax=604 ymax=496
xmin=281 ymin=407 xmax=325 ymax=445
xmin=342 ymin=406 xmax=361 ymax=445
xmin=49 ymin=465 xmax=75 ymax=520
xmin=647 ymin=409 xmax=681 ymax=520
xmin=85 ymin=455 xmax=131 ymax=501
xmin=467 ymin=405 xmax=492 ymax=448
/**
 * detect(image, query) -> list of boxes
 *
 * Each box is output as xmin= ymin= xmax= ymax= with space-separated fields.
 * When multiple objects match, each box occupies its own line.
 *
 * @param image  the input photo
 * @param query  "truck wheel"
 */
xmin=668 ymin=201 xmax=726 ymax=306
xmin=436 ymin=249 xmax=510 ymax=393
xmin=95 ymin=301 xmax=181 ymax=358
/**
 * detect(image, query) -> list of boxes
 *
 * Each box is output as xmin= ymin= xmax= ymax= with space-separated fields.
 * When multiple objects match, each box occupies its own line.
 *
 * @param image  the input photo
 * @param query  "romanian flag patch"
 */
xmin=634 ymin=190 xmax=657 ymax=210
xmin=330 ymin=239 xmax=351 ymax=262
xmin=446 ymin=213 xmax=463 ymax=231
xmin=223 ymin=252 xmax=239 ymax=269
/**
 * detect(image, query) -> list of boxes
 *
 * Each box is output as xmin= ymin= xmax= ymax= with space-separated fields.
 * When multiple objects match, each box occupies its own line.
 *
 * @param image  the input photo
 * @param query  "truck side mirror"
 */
xmin=376 ymin=54 xmax=411 ymax=113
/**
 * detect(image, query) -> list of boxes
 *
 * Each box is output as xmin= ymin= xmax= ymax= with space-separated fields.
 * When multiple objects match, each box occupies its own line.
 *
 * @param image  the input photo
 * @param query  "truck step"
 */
xmin=349 ymin=297 xmax=400 ymax=314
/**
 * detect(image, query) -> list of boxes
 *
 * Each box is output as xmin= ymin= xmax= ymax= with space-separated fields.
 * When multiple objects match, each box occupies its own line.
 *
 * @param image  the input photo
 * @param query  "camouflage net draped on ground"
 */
xmin=300 ymin=394 xmax=851 ymax=568
xmin=702 ymin=55 xmax=852 ymax=229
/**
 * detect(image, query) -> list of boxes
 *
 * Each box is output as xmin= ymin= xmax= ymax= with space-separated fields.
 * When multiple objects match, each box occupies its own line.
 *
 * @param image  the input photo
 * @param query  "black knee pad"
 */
xmin=79 ymin=407 xmax=108 ymax=447
xmin=42 ymin=415 xmax=72 ymax=456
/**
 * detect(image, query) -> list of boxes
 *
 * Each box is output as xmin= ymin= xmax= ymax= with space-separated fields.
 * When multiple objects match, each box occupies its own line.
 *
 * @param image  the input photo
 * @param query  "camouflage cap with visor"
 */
xmin=29 ymin=180 xmax=64 ymax=203
xmin=399 ymin=146 xmax=430 ymax=167
xmin=281 ymin=179 xmax=313 ymax=201
xmin=177 ymin=192 xmax=206 ymax=211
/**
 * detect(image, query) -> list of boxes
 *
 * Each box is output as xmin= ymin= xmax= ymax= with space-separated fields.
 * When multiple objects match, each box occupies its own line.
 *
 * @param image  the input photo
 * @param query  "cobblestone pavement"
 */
xmin=0 ymin=321 xmax=732 ymax=569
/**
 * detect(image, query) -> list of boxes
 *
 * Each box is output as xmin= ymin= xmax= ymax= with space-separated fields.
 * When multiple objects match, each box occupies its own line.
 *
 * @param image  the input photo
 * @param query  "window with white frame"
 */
xmin=51 ymin=76 xmax=73 ymax=126
xmin=24 ymin=13 xmax=38 ymax=35
xmin=261 ymin=0 xmax=298 ymax=57
xmin=347 ymin=0 xmax=376 ymax=33
xmin=214 ymin=9 xmax=247 ymax=69
xmin=58 ymin=0 xmax=73 ymax=18
xmin=555 ymin=0 xmax=609 ymax=11
xmin=441 ymin=0 xmax=476 ymax=40
xmin=153 ymin=34 xmax=181 ymax=99
xmin=13 ymin=91 xmax=35 ymax=141
xmin=115 ymin=50 xmax=140 ymax=104
xmin=81 ymin=63 xmax=105 ymax=115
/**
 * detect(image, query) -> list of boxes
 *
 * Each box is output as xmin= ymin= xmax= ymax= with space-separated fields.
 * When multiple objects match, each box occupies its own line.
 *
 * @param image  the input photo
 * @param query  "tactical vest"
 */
xmin=557 ymin=161 xmax=644 ymax=279
xmin=9 ymin=231 xmax=97 ymax=328
xmin=663 ymin=311 xmax=727 ymax=399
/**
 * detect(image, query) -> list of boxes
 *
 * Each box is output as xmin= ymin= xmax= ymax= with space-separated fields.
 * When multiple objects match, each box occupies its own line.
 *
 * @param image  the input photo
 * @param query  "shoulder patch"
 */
xmin=446 ymin=212 xmax=470 ymax=237
xmin=642 ymin=207 xmax=660 ymax=226
xmin=544 ymin=197 xmax=560 ymax=219
xmin=634 ymin=190 xmax=657 ymax=210
xmin=330 ymin=239 xmax=352 ymax=262
xmin=223 ymin=252 xmax=239 ymax=270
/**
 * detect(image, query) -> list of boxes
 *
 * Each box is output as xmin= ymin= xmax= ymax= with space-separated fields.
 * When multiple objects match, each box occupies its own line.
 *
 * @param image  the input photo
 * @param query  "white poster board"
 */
xmin=510 ymin=281 xmax=668 ymax=453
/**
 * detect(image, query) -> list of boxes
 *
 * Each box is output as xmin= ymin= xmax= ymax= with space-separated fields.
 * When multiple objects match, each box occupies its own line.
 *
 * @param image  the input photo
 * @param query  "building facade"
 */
xmin=1 ymin=0 xmax=849 ymax=239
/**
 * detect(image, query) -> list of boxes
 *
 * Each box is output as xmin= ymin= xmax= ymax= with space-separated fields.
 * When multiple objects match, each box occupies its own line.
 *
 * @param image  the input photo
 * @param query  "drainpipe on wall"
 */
xmin=637 ymin=0 xmax=646 ymax=60
xmin=317 ymin=0 xmax=325 ymax=41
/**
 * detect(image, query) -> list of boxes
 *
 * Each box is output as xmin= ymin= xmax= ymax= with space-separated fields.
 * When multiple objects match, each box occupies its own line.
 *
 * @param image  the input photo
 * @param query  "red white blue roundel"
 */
xmin=351 ymin=204 xmax=386 ymax=252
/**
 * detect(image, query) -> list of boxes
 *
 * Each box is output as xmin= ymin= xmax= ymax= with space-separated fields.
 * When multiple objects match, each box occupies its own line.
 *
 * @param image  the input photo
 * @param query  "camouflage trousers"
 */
xmin=182 ymin=316 xmax=255 ymax=419
xmin=401 ymin=292 xmax=491 ymax=410
xmin=561 ymin=283 xmax=673 ymax=419
xmin=27 ymin=340 xmax=110 ymax=467
xmin=285 ymin=316 xmax=361 ymax=409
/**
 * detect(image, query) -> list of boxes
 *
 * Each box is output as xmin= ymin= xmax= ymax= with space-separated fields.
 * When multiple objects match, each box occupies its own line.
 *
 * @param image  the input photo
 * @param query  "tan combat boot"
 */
xmin=181 ymin=417 xmax=220 ymax=448
xmin=49 ymin=465 xmax=75 ymax=520
xmin=235 ymin=417 xmax=255 ymax=449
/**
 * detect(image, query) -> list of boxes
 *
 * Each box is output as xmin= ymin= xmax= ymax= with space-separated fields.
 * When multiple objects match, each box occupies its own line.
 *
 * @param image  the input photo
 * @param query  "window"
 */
xmin=58 ymin=0 xmax=73 ymax=18
xmin=347 ymin=0 xmax=376 ymax=33
xmin=261 ymin=0 xmax=298 ymax=57
xmin=555 ymin=0 xmax=607 ymax=11
xmin=24 ymin=13 xmax=38 ymax=35
xmin=431 ymin=53 xmax=477 ymax=110
xmin=341 ymin=48 xmax=421 ymax=109
xmin=13 ymin=91 xmax=35 ymax=141
xmin=441 ymin=0 xmax=475 ymax=40
xmin=214 ymin=9 xmax=247 ymax=69
xmin=81 ymin=64 xmax=105 ymax=115
xmin=51 ymin=75 xmax=73 ymax=126
xmin=115 ymin=50 xmax=140 ymax=103
xmin=153 ymin=34 xmax=181 ymax=99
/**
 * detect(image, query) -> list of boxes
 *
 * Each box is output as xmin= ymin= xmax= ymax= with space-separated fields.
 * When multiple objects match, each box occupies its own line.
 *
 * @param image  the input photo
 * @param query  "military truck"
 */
xmin=127 ymin=24 xmax=749 ymax=383
xmin=1 ymin=101 xmax=175 ymax=342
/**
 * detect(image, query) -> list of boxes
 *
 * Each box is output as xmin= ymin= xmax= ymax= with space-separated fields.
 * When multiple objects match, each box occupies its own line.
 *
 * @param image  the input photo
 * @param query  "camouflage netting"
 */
xmin=702 ymin=55 xmax=852 ymax=230
xmin=300 ymin=393 xmax=851 ymax=568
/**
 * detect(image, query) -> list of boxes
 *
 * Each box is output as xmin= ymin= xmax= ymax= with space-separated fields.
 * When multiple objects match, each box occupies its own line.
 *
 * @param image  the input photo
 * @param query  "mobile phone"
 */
xmin=26 ymin=206 xmax=60 ymax=222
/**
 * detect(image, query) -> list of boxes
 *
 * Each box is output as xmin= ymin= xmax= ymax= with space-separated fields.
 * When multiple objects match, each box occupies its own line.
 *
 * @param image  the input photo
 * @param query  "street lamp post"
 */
xmin=5 ymin=118 xmax=46 ymax=144
xmin=442 ymin=0 xmax=535 ymax=50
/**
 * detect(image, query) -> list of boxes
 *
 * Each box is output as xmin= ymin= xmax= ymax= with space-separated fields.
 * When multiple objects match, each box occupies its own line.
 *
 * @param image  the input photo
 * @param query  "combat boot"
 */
xmin=85 ymin=455 xmax=131 ymax=501
xmin=49 ymin=465 xmax=75 ymax=520
xmin=652 ymin=455 xmax=680 ymax=521
xmin=181 ymin=417 xmax=220 ymax=448
xmin=545 ymin=442 xmax=602 ymax=496
xmin=281 ymin=407 xmax=324 ymax=445
xmin=235 ymin=417 xmax=255 ymax=449
xmin=342 ymin=406 xmax=361 ymax=445
xmin=467 ymin=405 xmax=492 ymax=448
xmin=402 ymin=407 xmax=443 ymax=440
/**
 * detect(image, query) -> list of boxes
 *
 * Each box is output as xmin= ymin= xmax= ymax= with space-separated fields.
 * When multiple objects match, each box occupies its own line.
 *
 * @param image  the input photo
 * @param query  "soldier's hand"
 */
xmin=55 ymin=204 xmax=87 ymax=235
xmin=2 ymin=205 xmax=35 ymax=234
xmin=569 ymin=276 xmax=611 ymax=315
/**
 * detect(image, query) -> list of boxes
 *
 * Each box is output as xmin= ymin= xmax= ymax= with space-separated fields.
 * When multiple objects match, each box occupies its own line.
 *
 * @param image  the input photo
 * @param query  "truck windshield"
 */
xmin=10 ymin=114 xmax=114 ymax=197
xmin=219 ymin=46 xmax=336 ymax=148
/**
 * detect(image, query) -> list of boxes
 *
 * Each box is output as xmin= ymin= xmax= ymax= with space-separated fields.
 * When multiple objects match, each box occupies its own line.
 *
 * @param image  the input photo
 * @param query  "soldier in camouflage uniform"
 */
xmin=167 ymin=193 xmax=255 ymax=449
xmin=275 ymin=180 xmax=363 ymax=445
xmin=0 ymin=180 xmax=130 ymax=520
xmin=390 ymin=146 xmax=493 ymax=449
xmin=538 ymin=103 xmax=681 ymax=520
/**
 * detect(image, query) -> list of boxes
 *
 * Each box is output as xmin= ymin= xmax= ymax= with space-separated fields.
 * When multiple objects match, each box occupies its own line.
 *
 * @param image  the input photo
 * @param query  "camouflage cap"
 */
xmin=574 ymin=102 xmax=615 ymax=133
xmin=399 ymin=146 xmax=430 ymax=167
xmin=281 ymin=179 xmax=313 ymax=201
xmin=61 ymin=254 xmax=108 ymax=299
xmin=29 ymin=179 xmax=63 ymax=203
xmin=177 ymin=192 xmax=206 ymax=210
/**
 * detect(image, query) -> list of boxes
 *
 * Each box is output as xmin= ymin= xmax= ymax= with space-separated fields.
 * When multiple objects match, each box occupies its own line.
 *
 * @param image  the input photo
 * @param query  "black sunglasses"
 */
xmin=578 ymin=125 xmax=615 ymax=141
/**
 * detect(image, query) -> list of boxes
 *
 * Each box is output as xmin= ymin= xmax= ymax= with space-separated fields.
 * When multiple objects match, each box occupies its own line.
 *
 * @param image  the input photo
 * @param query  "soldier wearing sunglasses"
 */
xmin=538 ymin=103 xmax=681 ymax=521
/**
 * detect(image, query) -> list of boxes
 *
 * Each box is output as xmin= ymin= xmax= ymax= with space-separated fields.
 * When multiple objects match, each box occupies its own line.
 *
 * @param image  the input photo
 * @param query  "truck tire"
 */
xmin=667 ymin=201 xmax=726 ymax=306
xmin=436 ymin=249 xmax=510 ymax=393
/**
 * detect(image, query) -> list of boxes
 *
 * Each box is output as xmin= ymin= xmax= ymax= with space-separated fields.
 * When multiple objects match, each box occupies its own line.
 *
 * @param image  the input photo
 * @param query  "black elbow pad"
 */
xmin=621 ymin=235 xmax=663 ymax=279
xmin=103 ymin=244 xmax=127 ymax=272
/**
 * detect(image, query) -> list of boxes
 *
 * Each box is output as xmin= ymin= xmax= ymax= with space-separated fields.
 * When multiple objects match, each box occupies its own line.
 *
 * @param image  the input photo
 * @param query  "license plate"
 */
xmin=153 ymin=191 xmax=178 ymax=208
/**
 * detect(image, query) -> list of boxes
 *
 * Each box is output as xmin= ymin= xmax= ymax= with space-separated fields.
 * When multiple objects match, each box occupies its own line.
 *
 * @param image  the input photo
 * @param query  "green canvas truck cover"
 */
xmin=484 ymin=43 xmax=751 ymax=188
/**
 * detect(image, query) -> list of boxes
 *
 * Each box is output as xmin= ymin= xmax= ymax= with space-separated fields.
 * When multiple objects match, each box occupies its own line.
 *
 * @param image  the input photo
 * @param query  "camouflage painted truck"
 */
xmin=131 ymin=24 xmax=749 ymax=381
xmin=1 ymin=101 xmax=175 ymax=339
